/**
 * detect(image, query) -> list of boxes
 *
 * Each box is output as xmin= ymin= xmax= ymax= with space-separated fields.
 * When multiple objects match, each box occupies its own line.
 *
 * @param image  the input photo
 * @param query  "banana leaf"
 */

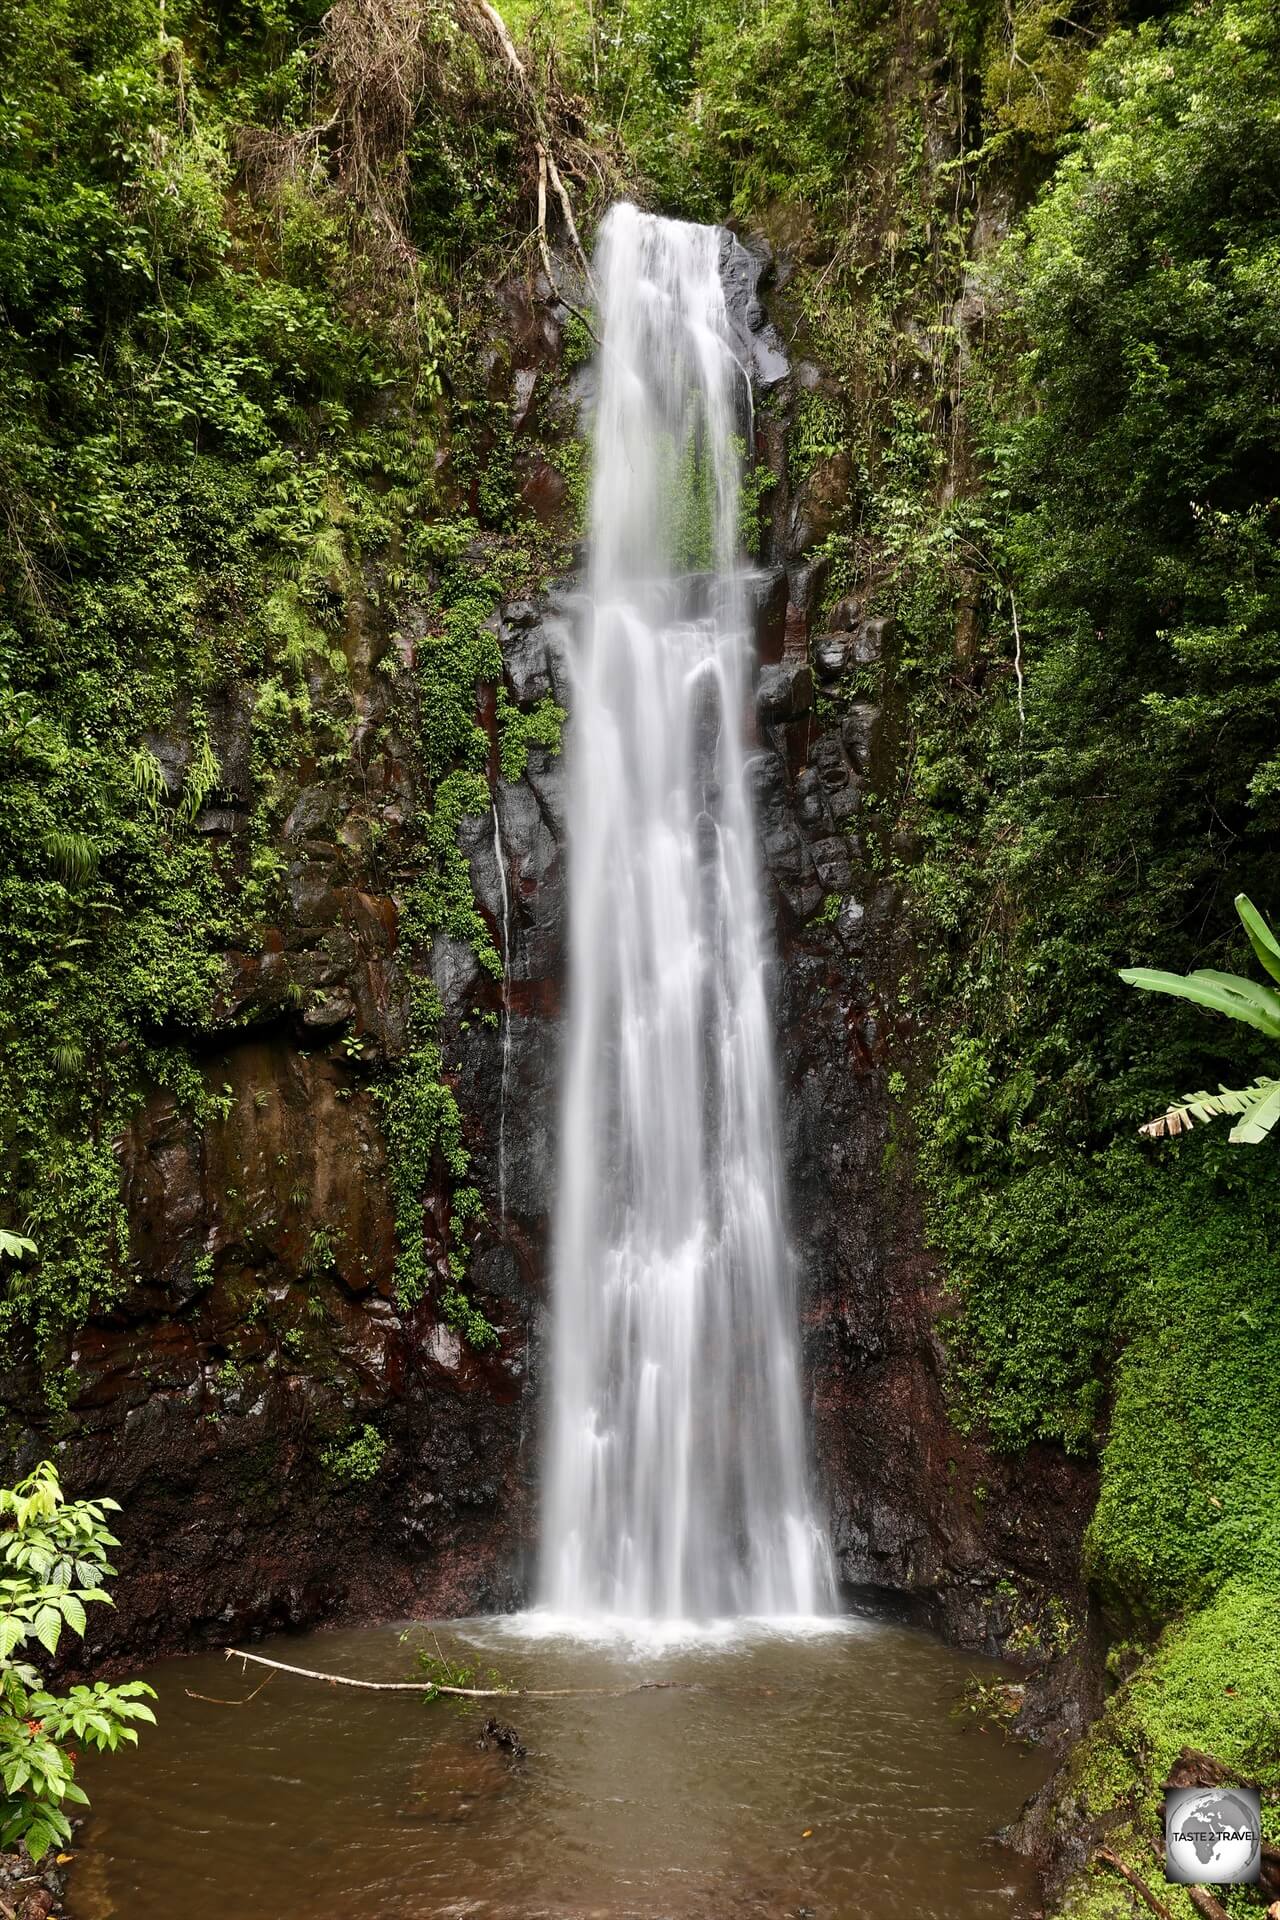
xmin=1229 ymin=1078 xmax=1280 ymax=1144
xmin=1235 ymin=893 xmax=1280 ymax=987
xmin=1187 ymin=969 xmax=1280 ymax=1027
xmin=1138 ymin=1078 xmax=1280 ymax=1142
xmin=1119 ymin=966 xmax=1280 ymax=1038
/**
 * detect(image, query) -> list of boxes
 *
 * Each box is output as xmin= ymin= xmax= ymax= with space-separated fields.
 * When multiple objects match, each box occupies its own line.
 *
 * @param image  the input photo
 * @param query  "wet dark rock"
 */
xmin=503 ymin=615 xmax=571 ymax=710
xmin=479 ymin=1717 xmax=526 ymax=1759
xmin=516 ymin=455 xmax=568 ymax=523
xmin=762 ymin=821 xmax=806 ymax=879
xmin=756 ymin=662 xmax=813 ymax=723
xmin=192 ymin=806 xmax=241 ymax=836
xmin=857 ymin=614 xmax=894 ymax=661
xmin=285 ymin=786 xmax=339 ymax=842
xmin=794 ymin=767 xmax=830 ymax=828
xmin=720 ymin=230 xmax=790 ymax=392
xmin=841 ymin=704 xmax=881 ymax=773
xmin=302 ymin=987 xmax=356 ymax=1032
xmin=810 ymin=837 xmax=852 ymax=891
xmin=837 ymin=898 xmax=866 ymax=949
xmin=814 ymin=635 xmax=850 ymax=681
xmin=512 ymin=366 xmax=538 ymax=432
xmin=812 ymin=735 xmax=851 ymax=791
xmin=786 ymin=558 xmax=829 ymax=615
xmin=502 ymin=600 xmax=541 ymax=631
xmin=789 ymin=450 xmax=852 ymax=557
xmin=746 ymin=567 xmax=788 ymax=663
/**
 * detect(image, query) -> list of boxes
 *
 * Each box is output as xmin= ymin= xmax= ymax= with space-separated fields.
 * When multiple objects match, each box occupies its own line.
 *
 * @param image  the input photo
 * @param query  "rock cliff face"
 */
xmin=14 ymin=232 xmax=1091 ymax=1684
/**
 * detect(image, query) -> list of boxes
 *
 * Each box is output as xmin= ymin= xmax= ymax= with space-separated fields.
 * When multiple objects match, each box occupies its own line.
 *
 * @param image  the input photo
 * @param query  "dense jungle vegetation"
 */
xmin=1 ymin=0 xmax=1278 ymax=1908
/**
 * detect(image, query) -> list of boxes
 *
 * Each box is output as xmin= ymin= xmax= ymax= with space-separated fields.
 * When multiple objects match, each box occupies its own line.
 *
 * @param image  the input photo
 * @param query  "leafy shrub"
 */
xmin=0 ymin=1462 xmax=154 ymax=1863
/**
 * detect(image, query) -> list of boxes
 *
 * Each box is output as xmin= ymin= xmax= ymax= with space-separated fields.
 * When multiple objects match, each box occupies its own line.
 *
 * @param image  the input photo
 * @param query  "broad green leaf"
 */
xmin=1118 ymin=966 xmax=1280 ymax=1037
xmin=1187 ymin=970 xmax=1280 ymax=1027
xmin=23 ymin=1820 xmax=53 ymax=1863
xmin=1235 ymin=893 xmax=1280 ymax=985
xmin=33 ymin=1607 xmax=61 ymax=1656
xmin=1229 ymin=1079 xmax=1280 ymax=1144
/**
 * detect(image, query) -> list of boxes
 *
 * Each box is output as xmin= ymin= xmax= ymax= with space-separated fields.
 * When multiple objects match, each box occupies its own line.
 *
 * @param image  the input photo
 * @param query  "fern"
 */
xmin=41 ymin=830 xmax=97 ymax=884
xmin=176 ymin=735 xmax=220 ymax=827
xmin=128 ymin=745 xmax=167 ymax=819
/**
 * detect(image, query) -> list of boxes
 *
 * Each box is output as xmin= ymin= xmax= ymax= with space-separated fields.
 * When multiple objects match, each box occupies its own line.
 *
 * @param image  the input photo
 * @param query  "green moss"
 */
xmin=1056 ymin=1581 xmax=1280 ymax=1920
xmin=1085 ymin=1161 xmax=1280 ymax=1627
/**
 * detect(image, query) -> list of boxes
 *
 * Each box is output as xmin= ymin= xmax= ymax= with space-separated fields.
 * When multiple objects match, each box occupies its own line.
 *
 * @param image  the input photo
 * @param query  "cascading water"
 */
xmin=491 ymin=804 xmax=513 ymax=1224
xmin=540 ymin=203 xmax=835 ymax=1623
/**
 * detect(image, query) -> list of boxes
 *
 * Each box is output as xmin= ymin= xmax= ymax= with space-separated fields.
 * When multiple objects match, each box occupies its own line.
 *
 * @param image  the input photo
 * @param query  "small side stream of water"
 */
xmin=69 ymin=1618 xmax=1050 ymax=1919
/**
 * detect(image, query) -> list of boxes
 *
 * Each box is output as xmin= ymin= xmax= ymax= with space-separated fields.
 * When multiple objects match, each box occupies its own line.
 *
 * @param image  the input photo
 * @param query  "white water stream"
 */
xmin=491 ymin=804 xmax=513 ymax=1224
xmin=539 ymin=204 xmax=834 ymax=1623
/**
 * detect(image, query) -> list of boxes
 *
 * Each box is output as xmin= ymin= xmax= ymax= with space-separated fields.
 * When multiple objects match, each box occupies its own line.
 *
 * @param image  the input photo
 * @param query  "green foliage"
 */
xmin=406 ymin=1629 xmax=512 ymax=1701
xmin=374 ymin=989 xmax=498 ymax=1348
xmin=0 ymin=0 xmax=404 ymax=1362
xmin=903 ymin=0 xmax=1280 ymax=1449
xmin=320 ymin=1423 xmax=386 ymax=1483
xmin=1083 ymin=1163 xmax=1280 ymax=1628
xmin=0 ymin=0 xmax=580 ymax=1376
xmin=872 ymin=17 xmax=1280 ymax=1881
xmin=498 ymin=693 xmax=566 ymax=786
xmin=1053 ymin=1581 xmax=1280 ymax=1920
xmin=0 ymin=1462 xmax=155 ymax=1863
xmin=1120 ymin=895 xmax=1280 ymax=1141
xmin=512 ymin=0 xmax=891 ymax=217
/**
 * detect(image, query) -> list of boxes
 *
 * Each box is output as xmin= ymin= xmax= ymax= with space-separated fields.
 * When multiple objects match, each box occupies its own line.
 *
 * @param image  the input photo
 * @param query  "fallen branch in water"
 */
xmin=224 ymin=1649 xmax=687 ymax=1700
xmin=185 ymin=1674 xmax=274 ymax=1707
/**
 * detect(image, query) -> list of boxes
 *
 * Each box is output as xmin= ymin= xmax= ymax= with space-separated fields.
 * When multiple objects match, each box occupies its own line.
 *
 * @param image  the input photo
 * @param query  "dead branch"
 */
xmin=1093 ymin=1848 xmax=1177 ymax=1920
xmin=471 ymin=0 xmax=596 ymax=294
xmin=536 ymin=148 xmax=599 ymax=342
xmin=184 ymin=1674 xmax=274 ymax=1707
xmin=1185 ymin=1890 xmax=1230 ymax=1920
xmin=226 ymin=1648 xmax=687 ymax=1699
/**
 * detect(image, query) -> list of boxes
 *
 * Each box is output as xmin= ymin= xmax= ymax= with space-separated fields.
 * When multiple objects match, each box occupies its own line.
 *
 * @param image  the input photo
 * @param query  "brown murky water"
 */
xmin=68 ymin=1615 xmax=1051 ymax=1920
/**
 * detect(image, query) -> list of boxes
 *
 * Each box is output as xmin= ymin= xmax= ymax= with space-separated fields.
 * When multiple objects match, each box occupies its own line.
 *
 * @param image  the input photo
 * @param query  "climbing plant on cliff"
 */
xmin=0 ymin=1462 xmax=154 ymax=1863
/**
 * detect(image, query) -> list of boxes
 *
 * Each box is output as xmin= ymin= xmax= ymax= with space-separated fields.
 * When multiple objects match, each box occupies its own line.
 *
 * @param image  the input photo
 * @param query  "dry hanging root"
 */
xmin=468 ymin=0 xmax=599 ymax=330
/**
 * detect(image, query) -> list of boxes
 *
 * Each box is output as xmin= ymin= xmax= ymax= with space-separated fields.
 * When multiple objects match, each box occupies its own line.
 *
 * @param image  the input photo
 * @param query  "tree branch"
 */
xmin=472 ymin=0 xmax=597 ymax=294
xmin=1093 ymin=1848 xmax=1178 ymax=1920
xmin=225 ymin=1648 xmax=684 ymax=1699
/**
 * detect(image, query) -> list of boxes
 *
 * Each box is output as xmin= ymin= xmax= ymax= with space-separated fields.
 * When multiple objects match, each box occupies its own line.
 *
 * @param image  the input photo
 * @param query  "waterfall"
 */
xmin=491 ymin=803 xmax=513 ymax=1224
xmin=539 ymin=203 xmax=834 ymax=1622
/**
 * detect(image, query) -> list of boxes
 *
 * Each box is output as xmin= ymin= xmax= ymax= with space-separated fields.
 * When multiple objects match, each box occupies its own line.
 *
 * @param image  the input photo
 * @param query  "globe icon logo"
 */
xmin=1164 ymin=1785 xmax=1261 ymax=1884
